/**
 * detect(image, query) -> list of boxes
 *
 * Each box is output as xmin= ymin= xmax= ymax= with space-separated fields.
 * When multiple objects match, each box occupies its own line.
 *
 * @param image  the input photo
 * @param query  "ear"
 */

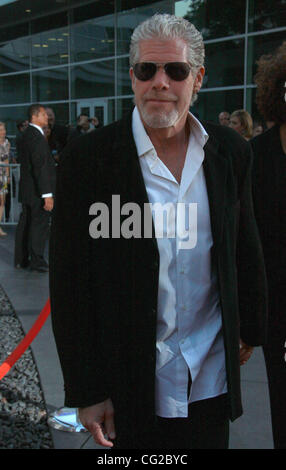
xmin=193 ymin=66 xmax=205 ymax=93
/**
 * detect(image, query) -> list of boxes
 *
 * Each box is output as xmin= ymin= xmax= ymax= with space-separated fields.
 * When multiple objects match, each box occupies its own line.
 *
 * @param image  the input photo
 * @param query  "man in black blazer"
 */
xmin=50 ymin=14 xmax=267 ymax=449
xmin=14 ymin=104 xmax=56 ymax=272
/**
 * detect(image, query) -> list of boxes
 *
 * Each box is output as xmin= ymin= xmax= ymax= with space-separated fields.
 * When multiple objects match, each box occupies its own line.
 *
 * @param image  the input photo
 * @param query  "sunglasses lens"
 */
xmin=134 ymin=63 xmax=157 ymax=81
xmin=133 ymin=62 xmax=191 ymax=81
xmin=165 ymin=62 xmax=191 ymax=81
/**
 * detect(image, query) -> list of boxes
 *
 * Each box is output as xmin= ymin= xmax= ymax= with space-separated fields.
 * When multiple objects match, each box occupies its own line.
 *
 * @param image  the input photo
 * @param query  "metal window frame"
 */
xmin=0 ymin=0 xmax=285 ymax=119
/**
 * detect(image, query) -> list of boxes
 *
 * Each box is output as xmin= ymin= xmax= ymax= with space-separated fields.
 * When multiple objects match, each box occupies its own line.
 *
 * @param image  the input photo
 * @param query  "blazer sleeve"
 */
xmin=236 ymin=141 xmax=268 ymax=345
xmin=49 ymin=136 xmax=113 ymax=408
xmin=28 ymin=134 xmax=54 ymax=196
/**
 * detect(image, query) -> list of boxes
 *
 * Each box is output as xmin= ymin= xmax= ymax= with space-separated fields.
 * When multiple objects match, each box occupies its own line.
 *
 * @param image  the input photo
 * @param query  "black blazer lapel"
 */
xmin=108 ymin=112 xmax=159 ymax=256
xmin=203 ymin=132 xmax=228 ymax=256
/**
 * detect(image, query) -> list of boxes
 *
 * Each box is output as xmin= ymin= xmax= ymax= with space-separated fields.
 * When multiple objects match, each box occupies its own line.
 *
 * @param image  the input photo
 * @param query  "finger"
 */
xmin=105 ymin=410 xmax=116 ymax=441
xmin=240 ymin=348 xmax=253 ymax=365
xmin=91 ymin=422 xmax=114 ymax=448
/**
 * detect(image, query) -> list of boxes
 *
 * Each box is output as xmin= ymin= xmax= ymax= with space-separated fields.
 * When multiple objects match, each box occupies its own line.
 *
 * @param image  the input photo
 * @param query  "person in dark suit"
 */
xmin=14 ymin=104 xmax=56 ymax=272
xmin=50 ymin=14 xmax=267 ymax=449
xmin=251 ymin=41 xmax=286 ymax=449
xmin=45 ymin=107 xmax=69 ymax=162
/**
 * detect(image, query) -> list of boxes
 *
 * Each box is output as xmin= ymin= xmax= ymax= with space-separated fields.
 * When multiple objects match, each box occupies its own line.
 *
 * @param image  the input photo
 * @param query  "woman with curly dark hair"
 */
xmin=251 ymin=41 xmax=286 ymax=449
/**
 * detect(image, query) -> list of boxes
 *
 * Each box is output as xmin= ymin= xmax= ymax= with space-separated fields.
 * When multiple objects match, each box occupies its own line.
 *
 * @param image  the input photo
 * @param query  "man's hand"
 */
xmin=43 ymin=196 xmax=54 ymax=212
xmin=78 ymin=398 xmax=116 ymax=448
xmin=239 ymin=339 xmax=254 ymax=365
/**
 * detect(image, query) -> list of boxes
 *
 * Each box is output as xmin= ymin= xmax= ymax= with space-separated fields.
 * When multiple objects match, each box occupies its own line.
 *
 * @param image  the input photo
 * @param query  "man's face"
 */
xmin=46 ymin=108 xmax=55 ymax=128
xmin=20 ymin=120 xmax=29 ymax=132
xmin=33 ymin=107 xmax=49 ymax=128
xmin=129 ymin=38 xmax=204 ymax=130
xmin=219 ymin=112 xmax=230 ymax=126
xmin=229 ymin=115 xmax=244 ymax=135
xmin=79 ymin=115 xmax=90 ymax=131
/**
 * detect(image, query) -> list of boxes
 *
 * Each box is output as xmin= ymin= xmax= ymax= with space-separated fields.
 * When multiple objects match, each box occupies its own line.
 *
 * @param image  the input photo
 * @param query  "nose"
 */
xmin=151 ymin=65 xmax=170 ymax=90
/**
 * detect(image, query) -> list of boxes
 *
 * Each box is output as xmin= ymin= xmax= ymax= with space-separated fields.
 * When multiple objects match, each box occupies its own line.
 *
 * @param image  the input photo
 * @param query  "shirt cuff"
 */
xmin=42 ymin=193 xmax=53 ymax=198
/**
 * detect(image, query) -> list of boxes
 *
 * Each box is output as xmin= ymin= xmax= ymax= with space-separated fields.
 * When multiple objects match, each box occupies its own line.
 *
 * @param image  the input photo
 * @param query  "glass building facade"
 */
xmin=0 ymin=0 xmax=285 ymax=146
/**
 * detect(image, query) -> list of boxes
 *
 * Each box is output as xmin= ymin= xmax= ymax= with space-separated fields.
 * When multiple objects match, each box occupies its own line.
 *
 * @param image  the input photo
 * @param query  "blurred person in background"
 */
xmin=68 ymin=114 xmax=90 ymax=142
xmin=218 ymin=111 xmax=230 ymax=126
xmin=266 ymin=120 xmax=275 ymax=129
xmin=252 ymin=121 xmax=264 ymax=137
xmin=229 ymin=109 xmax=253 ymax=140
xmin=89 ymin=116 xmax=100 ymax=129
xmin=15 ymin=119 xmax=28 ymax=163
xmin=0 ymin=122 xmax=10 ymax=236
xmin=251 ymin=41 xmax=286 ymax=449
xmin=45 ymin=107 xmax=69 ymax=163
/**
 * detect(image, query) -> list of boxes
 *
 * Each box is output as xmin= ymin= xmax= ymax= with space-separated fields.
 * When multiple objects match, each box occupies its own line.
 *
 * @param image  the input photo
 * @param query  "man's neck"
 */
xmin=30 ymin=120 xmax=42 ymax=129
xmin=144 ymin=119 xmax=190 ymax=184
xmin=144 ymin=115 xmax=190 ymax=157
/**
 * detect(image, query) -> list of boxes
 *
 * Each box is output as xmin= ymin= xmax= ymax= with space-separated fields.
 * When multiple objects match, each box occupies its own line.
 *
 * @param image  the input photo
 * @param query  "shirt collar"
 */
xmin=132 ymin=106 xmax=209 ymax=157
xmin=132 ymin=106 xmax=154 ymax=158
xmin=29 ymin=123 xmax=44 ymax=136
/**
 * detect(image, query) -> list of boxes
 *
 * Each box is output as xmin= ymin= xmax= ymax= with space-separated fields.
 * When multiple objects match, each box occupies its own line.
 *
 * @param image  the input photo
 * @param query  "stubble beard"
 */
xmin=137 ymin=94 xmax=195 ymax=129
xmin=138 ymin=101 xmax=181 ymax=128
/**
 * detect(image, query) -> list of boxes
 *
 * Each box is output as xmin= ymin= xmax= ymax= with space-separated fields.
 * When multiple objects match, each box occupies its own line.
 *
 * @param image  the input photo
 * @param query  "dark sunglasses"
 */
xmin=133 ymin=62 xmax=192 ymax=82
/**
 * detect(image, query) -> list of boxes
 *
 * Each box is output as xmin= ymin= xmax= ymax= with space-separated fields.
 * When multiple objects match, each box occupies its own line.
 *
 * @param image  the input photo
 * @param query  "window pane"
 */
xmin=116 ymin=97 xmax=134 ymax=121
xmin=117 ymin=0 xmax=160 ymax=11
xmin=0 ymin=73 xmax=30 ymax=105
xmin=193 ymin=89 xmax=244 ymax=124
xmin=204 ymin=39 xmax=244 ymax=88
xmin=32 ymin=67 xmax=69 ymax=102
xmin=117 ymin=0 xmax=172 ymax=56
xmin=247 ymin=31 xmax=286 ymax=84
xmin=31 ymin=12 xmax=68 ymax=34
xmin=248 ymin=0 xmax=286 ymax=32
xmin=31 ymin=27 xmax=69 ymax=68
xmin=107 ymin=99 xmax=115 ymax=124
xmin=71 ymin=60 xmax=114 ymax=99
xmin=0 ymin=105 xmax=29 ymax=139
xmin=117 ymin=57 xmax=132 ymax=96
xmin=175 ymin=0 xmax=246 ymax=40
xmin=0 ymin=35 xmax=31 ymax=74
xmin=0 ymin=22 xmax=29 ymax=43
xmin=71 ymin=14 xmax=115 ymax=62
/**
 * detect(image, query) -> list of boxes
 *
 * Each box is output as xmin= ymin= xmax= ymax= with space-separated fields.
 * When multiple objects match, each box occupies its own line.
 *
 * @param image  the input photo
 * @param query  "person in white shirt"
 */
xmin=50 ymin=14 xmax=268 ymax=449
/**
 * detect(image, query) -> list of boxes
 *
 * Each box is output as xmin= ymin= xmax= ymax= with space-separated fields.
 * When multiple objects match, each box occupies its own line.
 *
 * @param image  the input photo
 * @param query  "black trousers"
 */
xmin=14 ymin=204 xmax=30 ymax=267
xmin=115 ymin=394 xmax=229 ymax=449
xmin=14 ymin=200 xmax=50 ymax=267
xmin=263 ymin=324 xmax=286 ymax=449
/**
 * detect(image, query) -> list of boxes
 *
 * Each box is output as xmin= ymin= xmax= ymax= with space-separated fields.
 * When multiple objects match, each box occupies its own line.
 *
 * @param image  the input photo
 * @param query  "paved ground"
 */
xmin=0 ymin=225 xmax=274 ymax=449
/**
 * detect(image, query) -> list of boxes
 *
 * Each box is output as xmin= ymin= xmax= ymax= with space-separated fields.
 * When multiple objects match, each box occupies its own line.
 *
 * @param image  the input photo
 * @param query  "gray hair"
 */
xmin=129 ymin=13 xmax=205 ymax=74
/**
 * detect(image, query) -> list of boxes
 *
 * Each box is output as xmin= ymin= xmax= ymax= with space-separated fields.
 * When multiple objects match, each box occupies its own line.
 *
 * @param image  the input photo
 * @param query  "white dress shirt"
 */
xmin=132 ymin=106 xmax=227 ymax=418
xmin=29 ymin=123 xmax=53 ymax=198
